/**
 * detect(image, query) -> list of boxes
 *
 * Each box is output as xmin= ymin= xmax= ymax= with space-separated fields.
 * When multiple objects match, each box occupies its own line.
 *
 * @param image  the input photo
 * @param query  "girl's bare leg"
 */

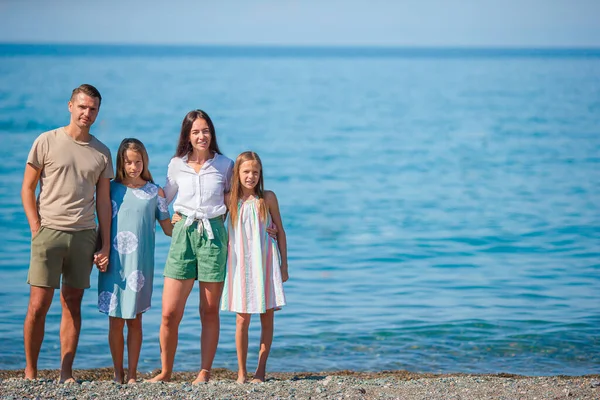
xmin=149 ymin=277 xmax=194 ymax=382
xmin=252 ymin=309 xmax=274 ymax=383
xmin=108 ymin=317 xmax=126 ymax=384
xmin=126 ymin=313 xmax=143 ymax=384
xmin=192 ymin=281 xmax=224 ymax=384
xmin=235 ymin=313 xmax=251 ymax=383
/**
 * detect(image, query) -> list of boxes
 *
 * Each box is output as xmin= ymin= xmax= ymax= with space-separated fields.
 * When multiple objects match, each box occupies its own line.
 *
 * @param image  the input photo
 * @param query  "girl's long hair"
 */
xmin=229 ymin=151 xmax=267 ymax=225
xmin=114 ymin=138 xmax=154 ymax=183
xmin=175 ymin=109 xmax=222 ymax=158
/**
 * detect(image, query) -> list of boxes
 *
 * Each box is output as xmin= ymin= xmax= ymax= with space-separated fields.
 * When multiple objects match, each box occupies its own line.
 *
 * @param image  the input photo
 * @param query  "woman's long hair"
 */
xmin=114 ymin=138 xmax=154 ymax=183
xmin=175 ymin=109 xmax=222 ymax=158
xmin=229 ymin=151 xmax=267 ymax=225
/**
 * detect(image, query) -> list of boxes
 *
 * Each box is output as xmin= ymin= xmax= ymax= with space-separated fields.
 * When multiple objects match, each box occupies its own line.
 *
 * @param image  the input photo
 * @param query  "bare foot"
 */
xmin=113 ymin=370 xmax=124 ymax=384
xmin=192 ymin=369 xmax=210 ymax=385
xmin=24 ymin=368 xmax=37 ymax=380
xmin=59 ymin=377 xmax=77 ymax=384
xmin=251 ymin=372 xmax=265 ymax=383
xmin=147 ymin=372 xmax=171 ymax=383
xmin=237 ymin=372 xmax=247 ymax=384
xmin=127 ymin=378 xmax=137 ymax=384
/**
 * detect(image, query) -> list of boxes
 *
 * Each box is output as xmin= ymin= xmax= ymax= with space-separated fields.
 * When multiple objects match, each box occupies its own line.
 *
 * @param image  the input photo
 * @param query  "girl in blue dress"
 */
xmin=97 ymin=138 xmax=172 ymax=384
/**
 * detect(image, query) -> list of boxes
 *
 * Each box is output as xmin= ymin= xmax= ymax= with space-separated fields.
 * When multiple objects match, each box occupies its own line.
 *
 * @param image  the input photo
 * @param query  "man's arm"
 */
xmin=94 ymin=177 xmax=112 ymax=271
xmin=21 ymin=164 xmax=42 ymax=237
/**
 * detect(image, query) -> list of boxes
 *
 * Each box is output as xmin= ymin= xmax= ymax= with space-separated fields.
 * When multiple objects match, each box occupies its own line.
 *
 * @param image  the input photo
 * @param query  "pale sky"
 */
xmin=1 ymin=0 xmax=599 ymax=47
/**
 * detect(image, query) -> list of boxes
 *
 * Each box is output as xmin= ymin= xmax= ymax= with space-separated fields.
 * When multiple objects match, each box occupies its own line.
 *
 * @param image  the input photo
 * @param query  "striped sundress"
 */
xmin=221 ymin=197 xmax=286 ymax=314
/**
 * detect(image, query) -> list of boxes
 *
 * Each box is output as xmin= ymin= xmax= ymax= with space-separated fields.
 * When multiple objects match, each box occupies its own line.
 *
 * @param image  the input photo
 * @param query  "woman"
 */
xmin=150 ymin=110 xmax=233 ymax=384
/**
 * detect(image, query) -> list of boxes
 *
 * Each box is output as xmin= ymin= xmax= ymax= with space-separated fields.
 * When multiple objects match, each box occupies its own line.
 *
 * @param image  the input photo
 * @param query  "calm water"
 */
xmin=0 ymin=45 xmax=599 ymax=376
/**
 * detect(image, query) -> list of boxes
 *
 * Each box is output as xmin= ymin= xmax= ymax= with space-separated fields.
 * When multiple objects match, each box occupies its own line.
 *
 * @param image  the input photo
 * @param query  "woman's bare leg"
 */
xmin=149 ymin=277 xmax=194 ymax=382
xmin=192 ymin=281 xmax=224 ymax=384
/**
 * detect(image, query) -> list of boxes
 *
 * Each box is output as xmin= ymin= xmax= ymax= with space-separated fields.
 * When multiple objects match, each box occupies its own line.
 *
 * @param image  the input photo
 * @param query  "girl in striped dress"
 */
xmin=221 ymin=151 xmax=288 ymax=384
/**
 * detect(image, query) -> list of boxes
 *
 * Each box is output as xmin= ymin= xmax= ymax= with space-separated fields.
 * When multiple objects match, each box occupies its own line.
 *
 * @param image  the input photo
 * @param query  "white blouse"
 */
xmin=164 ymin=153 xmax=234 ymax=239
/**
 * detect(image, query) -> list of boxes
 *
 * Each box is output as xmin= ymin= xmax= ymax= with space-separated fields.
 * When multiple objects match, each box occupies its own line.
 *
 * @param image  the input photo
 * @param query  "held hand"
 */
xmin=94 ymin=247 xmax=109 ymax=273
xmin=171 ymin=212 xmax=182 ymax=225
xmin=280 ymin=263 xmax=289 ymax=282
xmin=267 ymin=223 xmax=278 ymax=240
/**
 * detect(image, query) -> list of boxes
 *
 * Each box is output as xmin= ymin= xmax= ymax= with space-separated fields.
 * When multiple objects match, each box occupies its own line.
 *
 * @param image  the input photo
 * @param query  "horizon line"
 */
xmin=2 ymin=43 xmax=600 ymax=58
xmin=2 ymin=41 xmax=600 ymax=50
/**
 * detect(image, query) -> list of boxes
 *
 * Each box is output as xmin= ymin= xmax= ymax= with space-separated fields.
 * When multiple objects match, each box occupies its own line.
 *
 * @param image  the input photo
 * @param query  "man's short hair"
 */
xmin=70 ymin=84 xmax=102 ymax=106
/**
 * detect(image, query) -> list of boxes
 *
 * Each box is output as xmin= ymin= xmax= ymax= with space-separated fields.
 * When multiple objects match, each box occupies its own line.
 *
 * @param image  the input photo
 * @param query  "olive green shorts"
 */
xmin=27 ymin=227 xmax=97 ymax=289
xmin=164 ymin=216 xmax=228 ymax=282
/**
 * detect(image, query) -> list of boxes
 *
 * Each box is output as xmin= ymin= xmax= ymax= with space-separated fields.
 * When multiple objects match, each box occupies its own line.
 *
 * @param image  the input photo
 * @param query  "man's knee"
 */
xmin=26 ymin=287 xmax=54 ymax=320
xmin=27 ymin=299 xmax=51 ymax=320
xmin=61 ymin=286 xmax=84 ymax=316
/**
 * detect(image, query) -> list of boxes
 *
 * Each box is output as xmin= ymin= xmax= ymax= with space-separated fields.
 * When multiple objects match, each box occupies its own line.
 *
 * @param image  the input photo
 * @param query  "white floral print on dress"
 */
xmin=98 ymin=291 xmax=118 ymax=313
xmin=158 ymin=196 xmax=168 ymax=213
xmin=113 ymin=231 xmax=138 ymax=254
xmin=111 ymin=200 xmax=118 ymax=219
xmin=132 ymin=184 xmax=158 ymax=200
xmin=127 ymin=270 xmax=145 ymax=292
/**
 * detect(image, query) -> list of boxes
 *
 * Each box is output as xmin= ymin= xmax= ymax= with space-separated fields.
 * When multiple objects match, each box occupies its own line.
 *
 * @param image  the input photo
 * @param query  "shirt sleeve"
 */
xmin=101 ymin=148 xmax=114 ymax=180
xmin=26 ymin=134 xmax=47 ymax=169
xmin=156 ymin=185 xmax=170 ymax=221
xmin=224 ymin=158 xmax=234 ymax=192
xmin=163 ymin=158 xmax=179 ymax=205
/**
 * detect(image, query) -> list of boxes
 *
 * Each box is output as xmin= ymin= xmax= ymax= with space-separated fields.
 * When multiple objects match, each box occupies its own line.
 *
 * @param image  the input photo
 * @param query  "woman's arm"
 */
xmin=265 ymin=190 xmax=288 ymax=282
xmin=163 ymin=158 xmax=179 ymax=205
xmin=157 ymin=188 xmax=173 ymax=236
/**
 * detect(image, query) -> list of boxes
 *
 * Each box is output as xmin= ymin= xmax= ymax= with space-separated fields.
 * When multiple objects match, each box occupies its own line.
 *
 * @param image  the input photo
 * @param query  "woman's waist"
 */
xmin=173 ymin=204 xmax=226 ymax=220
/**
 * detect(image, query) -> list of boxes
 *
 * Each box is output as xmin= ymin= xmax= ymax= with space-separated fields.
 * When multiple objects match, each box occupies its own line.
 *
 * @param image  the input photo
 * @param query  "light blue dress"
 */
xmin=98 ymin=181 xmax=170 ymax=319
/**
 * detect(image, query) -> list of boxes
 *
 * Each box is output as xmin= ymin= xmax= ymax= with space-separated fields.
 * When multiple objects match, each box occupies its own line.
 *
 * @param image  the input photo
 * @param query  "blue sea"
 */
xmin=0 ymin=44 xmax=598 ymax=376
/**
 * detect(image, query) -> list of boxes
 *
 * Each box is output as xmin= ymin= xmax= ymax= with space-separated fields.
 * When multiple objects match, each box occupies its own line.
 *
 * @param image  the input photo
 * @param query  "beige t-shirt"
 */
xmin=27 ymin=127 xmax=114 ymax=231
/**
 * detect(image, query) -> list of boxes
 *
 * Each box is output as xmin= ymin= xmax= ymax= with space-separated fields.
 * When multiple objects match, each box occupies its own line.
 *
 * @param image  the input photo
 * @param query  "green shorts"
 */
xmin=27 ymin=226 xmax=97 ymax=289
xmin=164 ymin=216 xmax=228 ymax=282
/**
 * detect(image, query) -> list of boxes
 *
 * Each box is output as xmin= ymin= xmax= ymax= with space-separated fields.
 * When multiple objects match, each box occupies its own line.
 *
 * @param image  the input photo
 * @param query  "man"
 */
xmin=21 ymin=84 xmax=113 ymax=383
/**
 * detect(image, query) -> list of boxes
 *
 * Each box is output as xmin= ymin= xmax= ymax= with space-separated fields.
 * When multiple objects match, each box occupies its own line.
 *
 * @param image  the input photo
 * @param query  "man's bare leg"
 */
xmin=59 ymin=285 xmax=84 ymax=383
xmin=24 ymin=286 xmax=54 ymax=379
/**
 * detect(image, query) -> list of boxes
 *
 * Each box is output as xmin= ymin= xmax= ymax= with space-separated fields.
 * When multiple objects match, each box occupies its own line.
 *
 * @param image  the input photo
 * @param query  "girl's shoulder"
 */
xmin=263 ymin=190 xmax=278 ymax=206
xmin=146 ymin=181 xmax=160 ymax=189
xmin=144 ymin=181 xmax=165 ymax=197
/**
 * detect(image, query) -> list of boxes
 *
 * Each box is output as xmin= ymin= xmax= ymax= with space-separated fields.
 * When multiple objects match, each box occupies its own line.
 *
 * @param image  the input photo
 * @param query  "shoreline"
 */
xmin=1 ymin=369 xmax=599 ymax=399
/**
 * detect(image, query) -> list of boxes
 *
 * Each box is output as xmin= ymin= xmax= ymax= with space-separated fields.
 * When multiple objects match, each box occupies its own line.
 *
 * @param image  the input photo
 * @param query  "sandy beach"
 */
xmin=1 ymin=369 xmax=598 ymax=399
